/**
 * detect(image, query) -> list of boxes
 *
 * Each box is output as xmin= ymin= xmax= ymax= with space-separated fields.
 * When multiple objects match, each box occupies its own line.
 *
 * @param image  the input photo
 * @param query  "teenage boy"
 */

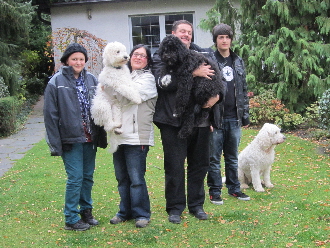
xmin=207 ymin=23 xmax=251 ymax=205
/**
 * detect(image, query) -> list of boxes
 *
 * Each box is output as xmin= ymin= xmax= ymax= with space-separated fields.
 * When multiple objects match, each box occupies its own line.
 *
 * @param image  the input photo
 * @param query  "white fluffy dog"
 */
xmin=238 ymin=123 xmax=286 ymax=192
xmin=91 ymin=41 xmax=141 ymax=135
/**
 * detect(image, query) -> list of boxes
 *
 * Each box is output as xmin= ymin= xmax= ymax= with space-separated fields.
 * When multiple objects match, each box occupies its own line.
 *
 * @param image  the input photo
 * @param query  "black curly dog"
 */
xmin=158 ymin=35 xmax=224 ymax=138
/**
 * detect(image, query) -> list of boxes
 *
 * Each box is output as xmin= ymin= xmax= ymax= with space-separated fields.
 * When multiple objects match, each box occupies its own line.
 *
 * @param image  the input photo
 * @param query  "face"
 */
xmin=66 ymin=52 xmax=86 ymax=77
xmin=130 ymin=47 xmax=148 ymax=71
xmin=216 ymin=35 xmax=231 ymax=52
xmin=172 ymin=23 xmax=193 ymax=48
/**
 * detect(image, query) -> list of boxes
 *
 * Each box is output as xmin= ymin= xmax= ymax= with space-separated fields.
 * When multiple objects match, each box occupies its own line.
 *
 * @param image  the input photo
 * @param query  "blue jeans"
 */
xmin=62 ymin=142 xmax=96 ymax=224
xmin=207 ymin=118 xmax=241 ymax=196
xmin=113 ymin=145 xmax=151 ymax=221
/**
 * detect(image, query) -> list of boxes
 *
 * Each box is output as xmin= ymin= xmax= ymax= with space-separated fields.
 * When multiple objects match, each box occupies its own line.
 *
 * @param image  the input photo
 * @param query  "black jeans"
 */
xmin=158 ymin=123 xmax=210 ymax=215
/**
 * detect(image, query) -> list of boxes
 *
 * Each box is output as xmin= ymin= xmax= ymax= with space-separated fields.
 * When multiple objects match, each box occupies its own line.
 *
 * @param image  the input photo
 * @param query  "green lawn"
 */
xmin=0 ymin=128 xmax=329 ymax=247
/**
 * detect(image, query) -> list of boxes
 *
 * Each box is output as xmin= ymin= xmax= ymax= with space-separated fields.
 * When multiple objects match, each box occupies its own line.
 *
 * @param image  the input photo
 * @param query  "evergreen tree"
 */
xmin=0 ymin=0 xmax=34 ymax=96
xmin=201 ymin=0 xmax=330 ymax=113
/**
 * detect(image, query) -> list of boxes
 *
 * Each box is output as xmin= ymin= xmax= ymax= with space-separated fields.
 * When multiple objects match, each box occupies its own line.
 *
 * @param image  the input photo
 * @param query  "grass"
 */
xmin=0 ymin=128 xmax=329 ymax=247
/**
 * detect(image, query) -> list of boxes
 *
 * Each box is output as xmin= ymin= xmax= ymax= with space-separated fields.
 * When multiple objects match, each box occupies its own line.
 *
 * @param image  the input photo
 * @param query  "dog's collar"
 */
xmin=111 ymin=65 xmax=122 ymax=70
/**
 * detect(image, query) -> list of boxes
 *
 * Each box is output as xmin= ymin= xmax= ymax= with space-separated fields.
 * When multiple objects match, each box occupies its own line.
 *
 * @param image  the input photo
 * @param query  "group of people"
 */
xmin=43 ymin=20 xmax=250 ymax=231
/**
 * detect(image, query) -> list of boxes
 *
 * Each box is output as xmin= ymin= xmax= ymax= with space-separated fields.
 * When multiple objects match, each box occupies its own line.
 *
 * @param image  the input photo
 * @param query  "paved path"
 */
xmin=0 ymin=96 xmax=45 ymax=177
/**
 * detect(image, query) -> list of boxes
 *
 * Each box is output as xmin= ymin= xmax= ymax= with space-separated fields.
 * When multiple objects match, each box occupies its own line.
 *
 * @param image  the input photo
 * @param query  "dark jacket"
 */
xmin=210 ymin=49 xmax=250 ymax=129
xmin=43 ymin=66 xmax=107 ymax=156
xmin=152 ymin=43 xmax=219 ymax=127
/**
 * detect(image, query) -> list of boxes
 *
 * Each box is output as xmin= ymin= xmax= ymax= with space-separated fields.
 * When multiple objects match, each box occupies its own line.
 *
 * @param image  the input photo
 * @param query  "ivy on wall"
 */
xmin=52 ymin=28 xmax=107 ymax=77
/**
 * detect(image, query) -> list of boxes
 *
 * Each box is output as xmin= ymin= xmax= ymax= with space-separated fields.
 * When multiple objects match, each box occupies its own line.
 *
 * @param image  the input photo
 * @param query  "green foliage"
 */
xmin=21 ymin=50 xmax=47 ymax=95
xmin=0 ymin=96 xmax=22 ymax=135
xmin=0 ymin=76 xmax=10 ymax=98
xmin=319 ymin=89 xmax=330 ymax=129
xmin=304 ymin=101 xmax=320 ymax=128
xmin=0 ymin=0 xmax=52 ymax=97
xmin=0 ymin=0 xmax=34 ymax=96
xmin=201 ymin=0 xmax=330 ymax=114
xmin=249 ymin=89 xmax=303 ymax=130
xmin=0 ymin=129 xmax=329 ymax=247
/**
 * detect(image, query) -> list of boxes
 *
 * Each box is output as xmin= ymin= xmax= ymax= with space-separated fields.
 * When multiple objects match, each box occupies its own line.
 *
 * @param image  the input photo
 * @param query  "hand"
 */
xmin=160 ymin=74 xmax=172 ymax=87
xmin=192 ymin=63 xmax=214 ymax=80
xmin=203 ymin=94 xmax=219 ymax=108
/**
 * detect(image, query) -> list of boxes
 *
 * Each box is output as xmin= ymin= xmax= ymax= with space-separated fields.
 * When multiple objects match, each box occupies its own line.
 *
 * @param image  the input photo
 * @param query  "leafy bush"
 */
xmin=25 ymin=76 xmax=47 ymax=95
xmin=0 ymin=77 xmax=10 ymax=98
xmin=303 ymin=101 xmax=319 ymax=128
xmin=319 ymin=89 xmax=330 ymax=130
xmin=249 ymin=89 xmax=303 ymax=130
xmin=0 ymin=97 xmax=22 ymax=136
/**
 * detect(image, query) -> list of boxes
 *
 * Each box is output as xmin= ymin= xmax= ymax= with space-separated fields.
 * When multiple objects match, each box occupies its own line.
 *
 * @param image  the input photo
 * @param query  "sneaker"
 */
xmin=64 ymin=219 xmax=90 ymax=231
xmin=210 ymin=195 xmax=224 ymax=205
xmin=229 ymin=192 xmax=250 ymax=201
xmin=168 ymin=214 xmax=181 ymax=224
xmin=110 ymin=215 xmax=124 ymax=224
xmin=189 ymin=209 xmax=208 ymax=220
xmin=135 ymin=219 xmax=149 ymax=228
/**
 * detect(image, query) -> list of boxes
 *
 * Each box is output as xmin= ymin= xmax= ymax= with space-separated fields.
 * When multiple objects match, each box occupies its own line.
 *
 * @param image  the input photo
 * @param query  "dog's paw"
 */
xmin=254 ymin=187 xmax=265 ymax=192
xmin=265 ymin=183 xmax=274 ymax=188
xmin=160 ymin=74 xmax=171 ymax=87
xmin=240 ymin=183 xmax=249 ymax=189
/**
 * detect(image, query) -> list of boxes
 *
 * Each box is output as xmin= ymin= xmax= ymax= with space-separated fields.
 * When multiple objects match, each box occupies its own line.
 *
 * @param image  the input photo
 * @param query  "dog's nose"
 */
xmin=124 ymin=56 xmax=128 ymax=60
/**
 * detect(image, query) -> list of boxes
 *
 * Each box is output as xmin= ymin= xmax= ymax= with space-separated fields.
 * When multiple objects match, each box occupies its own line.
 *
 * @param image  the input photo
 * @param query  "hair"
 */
xmin=127 ymin=44 xmax=153 ymax=72
xmin=212 ymin=23 xmax=234 ymax=44
xmin=172 ymin=20 xmax=193 ymax=32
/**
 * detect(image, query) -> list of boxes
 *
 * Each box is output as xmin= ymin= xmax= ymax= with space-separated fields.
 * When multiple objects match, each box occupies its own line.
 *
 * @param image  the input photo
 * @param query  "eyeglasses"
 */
xmin=132 ymin=53 xmax=147 ymax=59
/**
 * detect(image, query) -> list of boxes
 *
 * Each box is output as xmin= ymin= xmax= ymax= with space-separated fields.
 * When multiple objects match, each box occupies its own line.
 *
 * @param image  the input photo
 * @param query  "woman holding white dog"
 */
xmin=109 ymin=44 xmax=157 ymax=228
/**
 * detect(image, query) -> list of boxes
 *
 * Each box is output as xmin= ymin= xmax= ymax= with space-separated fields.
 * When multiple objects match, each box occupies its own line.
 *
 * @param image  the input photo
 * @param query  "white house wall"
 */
xmin=51 ymin=0 xmax=215 ymax=74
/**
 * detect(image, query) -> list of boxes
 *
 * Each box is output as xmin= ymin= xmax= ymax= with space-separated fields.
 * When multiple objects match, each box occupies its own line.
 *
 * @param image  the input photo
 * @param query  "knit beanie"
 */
xmin=212 ymin=24 xmax=234 ymax=43
xmin=60 ymin=43 xmax=88 ymax=64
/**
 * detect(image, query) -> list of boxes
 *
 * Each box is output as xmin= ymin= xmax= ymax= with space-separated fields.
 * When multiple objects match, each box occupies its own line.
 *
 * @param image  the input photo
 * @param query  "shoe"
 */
xmin=229 ymin=192 xmax=250 ymax=201
xmin=64 ymin=219 xmax=90 ymax=231
xmin=189 ymin=209 xmax=208 ymax=220
xmin=110 ymin=215 xmax=124 ymax=224
xmin=80 ymin=208 xmax=99 ymax=226
xmin=135 ymin=219 xmax=149 ymax=228
xmin=210 ymin=195 xmax=224 ymax=205
xmin=168 ymin=214 xmax=181 ymax=224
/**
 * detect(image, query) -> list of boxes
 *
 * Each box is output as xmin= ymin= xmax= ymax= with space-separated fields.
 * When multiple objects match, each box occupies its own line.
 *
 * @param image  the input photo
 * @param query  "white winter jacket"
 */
xmin=111 ymin=69 xmax=157 ymax=147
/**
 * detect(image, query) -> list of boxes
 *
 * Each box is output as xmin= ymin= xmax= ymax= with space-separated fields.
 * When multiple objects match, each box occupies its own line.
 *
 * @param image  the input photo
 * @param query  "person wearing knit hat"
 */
xmin=207 ymin=24 xmax=251 ymax=205
xmin=44 ymin=42 xmax=107 ymax=231
xmin=60 ymin=43 xmax=88 ymax=64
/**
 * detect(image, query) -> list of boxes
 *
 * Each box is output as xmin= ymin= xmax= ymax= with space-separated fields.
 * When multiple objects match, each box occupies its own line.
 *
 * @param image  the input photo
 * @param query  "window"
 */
xmin=130 ymin=13 xmax=194 ymax=54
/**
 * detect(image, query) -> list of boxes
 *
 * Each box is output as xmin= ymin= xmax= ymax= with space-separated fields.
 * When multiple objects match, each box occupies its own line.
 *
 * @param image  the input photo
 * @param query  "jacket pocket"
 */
xmin=235 ymin=65 xmax=244 ymax=76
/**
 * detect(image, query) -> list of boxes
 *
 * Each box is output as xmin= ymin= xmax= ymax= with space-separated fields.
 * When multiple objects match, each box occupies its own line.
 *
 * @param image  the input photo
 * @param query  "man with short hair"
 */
xmin=207 ymin=23 xmax=251 ymax=205
xmin=152 ymin=20 xmax=220 ymax=224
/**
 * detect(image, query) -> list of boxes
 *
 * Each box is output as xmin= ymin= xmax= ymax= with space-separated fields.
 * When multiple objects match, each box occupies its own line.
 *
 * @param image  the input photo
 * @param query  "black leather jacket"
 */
xmin=210 ymin=49 xmax=250 ymax=129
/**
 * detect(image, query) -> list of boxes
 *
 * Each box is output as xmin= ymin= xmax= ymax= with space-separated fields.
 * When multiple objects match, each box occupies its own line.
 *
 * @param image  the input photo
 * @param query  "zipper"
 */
xmin=133 ymin=114 xmax=136 ymax=133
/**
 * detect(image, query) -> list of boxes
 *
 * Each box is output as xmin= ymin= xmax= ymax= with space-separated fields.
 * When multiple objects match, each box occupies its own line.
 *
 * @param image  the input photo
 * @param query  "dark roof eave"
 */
xmin=52 ymin=0 xmax=151 ymax=7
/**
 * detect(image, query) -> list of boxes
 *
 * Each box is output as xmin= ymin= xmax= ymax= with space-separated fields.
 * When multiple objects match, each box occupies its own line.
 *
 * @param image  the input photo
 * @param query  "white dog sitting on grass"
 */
xmin=238 ymin=123 xmax=286 ymax=192
xmin=91 ymin=41 xmax=141 ymax=135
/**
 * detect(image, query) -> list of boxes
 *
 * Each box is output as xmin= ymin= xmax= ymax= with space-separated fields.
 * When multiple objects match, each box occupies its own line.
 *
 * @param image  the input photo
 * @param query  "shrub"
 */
xmin=249 ymin=89 xmax=303 ymax=130
xmin=0 ymin=77 xmax=10 ymax=98
xmin=319 ymin=89 xmax=330 ymax=130
xmin=0 ymin=97 xmax=22 ymax=136
xmin=25 ymin=76 xmax=46 ymax=95
xmin=303 ymin=101 xmax=320 ymax=128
